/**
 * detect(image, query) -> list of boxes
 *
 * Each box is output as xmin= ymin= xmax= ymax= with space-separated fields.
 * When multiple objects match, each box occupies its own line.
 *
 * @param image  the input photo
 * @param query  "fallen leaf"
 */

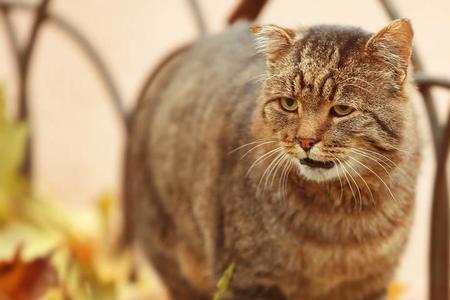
xmin=212 ymin=264 xmax=234 ymax=300
xmin=388 ymin=281 xmax=405 ymax=300
xmin=67 ymin=235 xmax=95 ymax=268
xmin=96 ymin=193 xmax=114 ymax=237
xmin=39 ymin=287 xmax=70 ymax=300
xmin=0 ymin=246 xmax=58 ymax=300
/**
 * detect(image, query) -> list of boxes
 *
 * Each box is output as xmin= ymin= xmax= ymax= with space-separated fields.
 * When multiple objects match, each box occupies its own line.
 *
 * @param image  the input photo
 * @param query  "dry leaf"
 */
xmin=0 ymin=88 xmax=158 ymax=299
xmin=212 ymin=264 xmax=234 ymax=300
xmin=388 ymin=281 xmax=405 ymax=300
xmin=0 ymin=247 xmax=58 ymax=300
xmin=67 ymin=235 xmax=95 ymax=268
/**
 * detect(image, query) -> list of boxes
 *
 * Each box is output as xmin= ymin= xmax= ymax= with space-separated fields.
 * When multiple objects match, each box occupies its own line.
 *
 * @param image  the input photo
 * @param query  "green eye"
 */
xmin=279 ymin=98 xmax=298 ymax=112
xmin=331 ymin=105 xmax=354 ymax=117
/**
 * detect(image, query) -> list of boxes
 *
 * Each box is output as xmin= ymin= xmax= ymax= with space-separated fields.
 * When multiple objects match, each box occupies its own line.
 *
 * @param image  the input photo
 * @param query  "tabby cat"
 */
xmin=124 ymin=18 xmax=420 ymax=300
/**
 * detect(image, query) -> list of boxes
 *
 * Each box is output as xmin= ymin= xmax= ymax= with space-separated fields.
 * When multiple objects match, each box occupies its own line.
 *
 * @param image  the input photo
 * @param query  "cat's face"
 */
xmin=252 ymin=20 xmax=413 ymax=182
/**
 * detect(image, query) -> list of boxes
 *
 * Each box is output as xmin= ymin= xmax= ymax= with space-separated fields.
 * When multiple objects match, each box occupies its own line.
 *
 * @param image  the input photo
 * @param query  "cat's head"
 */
xmin=251 ymin=19 xmax=414 ymax=182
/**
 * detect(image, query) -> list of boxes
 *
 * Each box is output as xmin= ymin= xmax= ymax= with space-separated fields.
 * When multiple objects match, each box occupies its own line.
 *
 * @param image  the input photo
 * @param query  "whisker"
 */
xmin=354 ymin=147 xmax=395 ymax=165
xmin=277 ymin=157 xmax=288 ymax=194
xmin=348 ymin=156 xmax=398 ymax=203
xmin=246 ymin=147 xmax=281 ymax=176
xmin=280 ymin=158 xmax=292 ymax=203
xmin=257 ymin=152 xmax=284 ymax=194
xmin=342 ymin=160 xmax=363 ymax=211
xmin=267 ymin=154 xmax=287 ymax=192
xmin=385 ymin=145 xmax=411 ymax=155
xmin=228 ymin=138 xmax=276 ymax=155
xmin=350 ymin=148 xmax=392 ymax=178
xmin=269 ymin=154 xmax=288 ymax=189
xmin=334 ymin=156 xmax=357 ymax=209
xmin=332 ymin=158 xmax=344 ymax=204
xmin=343 ymin=157 xmax=376 ymax=208
xmin=240 ymin=141 xmax=278 ymax=159
xmin=351 ymin=147 xmax=412 ymax=179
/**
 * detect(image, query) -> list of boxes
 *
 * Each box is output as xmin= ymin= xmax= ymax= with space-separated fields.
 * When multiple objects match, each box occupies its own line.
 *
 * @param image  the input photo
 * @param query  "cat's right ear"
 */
xmin=250 ymin=25 xmax=296 ymax=62
xmin=365 ymin=18 xmax=413 ymax=83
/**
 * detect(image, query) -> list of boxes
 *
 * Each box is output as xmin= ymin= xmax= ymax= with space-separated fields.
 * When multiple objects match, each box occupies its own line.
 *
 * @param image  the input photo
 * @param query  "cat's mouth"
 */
xmin=299 ymin=158 xmax=335 ymax=169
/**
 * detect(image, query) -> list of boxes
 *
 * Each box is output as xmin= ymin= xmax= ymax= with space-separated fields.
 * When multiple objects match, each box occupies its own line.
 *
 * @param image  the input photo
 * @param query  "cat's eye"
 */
xmin=331 ymin=105 xmax=355 ymax=117
xmin=279 ymin=98 xmax=298 ymax=112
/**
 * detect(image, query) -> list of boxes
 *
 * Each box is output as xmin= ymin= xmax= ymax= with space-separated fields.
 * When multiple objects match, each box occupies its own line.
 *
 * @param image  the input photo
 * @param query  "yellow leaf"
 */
xmin=0 ymin=86 xmax=6 ymax=127
xmin=388 ymin=281 xmax=405 ymax=300
xmin=212 ymin=264 xmax=234 ymax=300
xmin=95 ymin=192 xmax=115 ymax=237
xmin=39 ymin=288 xmax=67 ymax=300
xmin=67 ymin=235 xmax=95 ymax=268
xmin=0 ymin=87 xmax=28 ymax=218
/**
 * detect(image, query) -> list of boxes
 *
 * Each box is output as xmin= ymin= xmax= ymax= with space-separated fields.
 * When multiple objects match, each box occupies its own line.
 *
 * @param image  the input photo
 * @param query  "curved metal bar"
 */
xmin=429 ymin=108 xmax=450 ymax=300
xmin=21 ymin=0 xmax=51 ymax=179
xmin=0 ymin=6 xmax=21 ymax=64
xmin=48 ymin=11 xmax=130 ymax=130
xmin=0 ymin=0 xmax=129 ymax=131
xmin=415 ymin=74 xmax=450 ymax=90
xmin=186 ymin=0 xmax=207 ymax=36
xmin=0 ymin=0 xmax=53 ymax=179
xmin=228 ymin=0 xmax=268 ymax=24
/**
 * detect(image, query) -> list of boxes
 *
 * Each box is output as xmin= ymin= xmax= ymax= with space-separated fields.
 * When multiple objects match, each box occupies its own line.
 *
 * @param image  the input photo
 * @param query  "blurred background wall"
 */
xmin=0 ymin=1 xmax=449 ymax=299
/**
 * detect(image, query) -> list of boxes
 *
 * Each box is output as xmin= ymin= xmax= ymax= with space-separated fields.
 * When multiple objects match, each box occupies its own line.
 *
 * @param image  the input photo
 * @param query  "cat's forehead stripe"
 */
xmin=329 ymin=47 xmax=341 ymax=68
xmin=294 ymin=47 xmax=341 ymax=102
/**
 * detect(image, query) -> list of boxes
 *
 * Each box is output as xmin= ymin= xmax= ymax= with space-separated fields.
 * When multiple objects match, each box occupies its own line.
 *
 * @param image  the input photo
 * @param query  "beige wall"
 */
xmin=1 ymin=1 xmax=449 ymax=298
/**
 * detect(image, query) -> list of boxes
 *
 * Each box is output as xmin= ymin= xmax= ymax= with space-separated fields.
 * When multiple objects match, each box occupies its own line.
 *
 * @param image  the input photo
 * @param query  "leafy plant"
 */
xmin=0 ymin=88 xmax=156 ymax=300
xmin=212 ymin=264 xmax=234 ymax=300
xmin=0 ymin=88 xmax=28 ymax=225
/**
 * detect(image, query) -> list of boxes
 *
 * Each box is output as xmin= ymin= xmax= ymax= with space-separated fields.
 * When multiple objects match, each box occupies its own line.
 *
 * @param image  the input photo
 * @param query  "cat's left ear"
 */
xmin=365 ymin=18 xmax=413 ymax=83
xmin=250 ymin=25 xmax=296 ymax=62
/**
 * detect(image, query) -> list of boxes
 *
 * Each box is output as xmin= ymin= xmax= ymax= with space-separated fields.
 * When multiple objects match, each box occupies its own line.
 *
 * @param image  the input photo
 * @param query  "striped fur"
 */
xmin=125 ymin=19 xmax=419 ymax=300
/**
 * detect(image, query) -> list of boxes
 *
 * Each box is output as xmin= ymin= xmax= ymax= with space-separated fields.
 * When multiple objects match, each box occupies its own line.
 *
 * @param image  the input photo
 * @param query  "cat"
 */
xmin=124 ymin=18 xmax=420 ymax=300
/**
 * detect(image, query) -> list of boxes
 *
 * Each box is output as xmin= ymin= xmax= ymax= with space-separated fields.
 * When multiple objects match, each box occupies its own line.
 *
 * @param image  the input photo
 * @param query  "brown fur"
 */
xmin=124 ymin=19 xmax=420 ymax=300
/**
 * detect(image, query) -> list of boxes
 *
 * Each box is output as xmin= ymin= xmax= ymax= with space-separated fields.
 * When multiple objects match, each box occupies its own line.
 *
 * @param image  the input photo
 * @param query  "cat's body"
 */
xmin=125 ymin=21 xmax=420 ymax=300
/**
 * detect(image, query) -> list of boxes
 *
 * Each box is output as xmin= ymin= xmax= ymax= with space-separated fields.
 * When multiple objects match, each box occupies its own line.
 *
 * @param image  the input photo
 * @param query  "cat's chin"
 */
xmin=295 ymin=161 xmax=340 ymax=183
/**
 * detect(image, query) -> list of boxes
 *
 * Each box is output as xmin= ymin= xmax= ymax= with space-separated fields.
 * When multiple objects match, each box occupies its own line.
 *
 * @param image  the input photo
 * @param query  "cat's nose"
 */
xmin=297 ymin=137 xmax=318 ymax=152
